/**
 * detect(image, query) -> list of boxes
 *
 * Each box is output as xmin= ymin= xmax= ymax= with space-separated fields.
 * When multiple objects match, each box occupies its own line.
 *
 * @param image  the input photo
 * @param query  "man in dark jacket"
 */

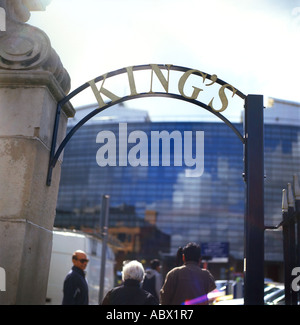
xmin=142 ymin=259 xmax=163 ymax=300
xmin=160 ymin=242 xmax=216 ymax=305
xmin=102 ymin=260 xmax=158 ymax=305
xmin=62 ymin=250 xmax=89 ymax=305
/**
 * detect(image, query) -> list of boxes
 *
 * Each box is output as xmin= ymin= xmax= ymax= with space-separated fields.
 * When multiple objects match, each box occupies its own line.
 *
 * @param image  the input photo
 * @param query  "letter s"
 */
xmin=208 ymin=84 xmax=237 ymax=113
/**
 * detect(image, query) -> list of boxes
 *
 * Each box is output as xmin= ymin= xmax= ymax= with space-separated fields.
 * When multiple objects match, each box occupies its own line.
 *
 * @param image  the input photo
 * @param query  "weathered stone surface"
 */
xmin=0 ymin=0 xmax=73 ymax=304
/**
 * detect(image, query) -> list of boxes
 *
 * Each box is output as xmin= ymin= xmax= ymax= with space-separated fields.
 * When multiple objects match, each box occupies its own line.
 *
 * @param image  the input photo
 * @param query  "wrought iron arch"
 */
xmin=47 ymin=64 xmax=246 ymax=186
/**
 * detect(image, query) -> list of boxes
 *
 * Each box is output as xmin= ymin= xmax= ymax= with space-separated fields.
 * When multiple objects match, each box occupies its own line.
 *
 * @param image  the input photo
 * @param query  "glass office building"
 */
xmin=55 ymin=98 xmax=300 ymax=279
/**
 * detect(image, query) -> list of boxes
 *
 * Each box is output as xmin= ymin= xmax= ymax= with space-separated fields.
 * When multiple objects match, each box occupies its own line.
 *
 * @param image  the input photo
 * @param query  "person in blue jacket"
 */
xmin=62 ymin=250 xmax=89 ymax=305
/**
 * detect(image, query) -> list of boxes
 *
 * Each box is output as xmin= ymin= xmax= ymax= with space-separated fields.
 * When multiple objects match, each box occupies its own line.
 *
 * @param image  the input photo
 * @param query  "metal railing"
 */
xmin=265 ymin=174 xmax=300 ymax=305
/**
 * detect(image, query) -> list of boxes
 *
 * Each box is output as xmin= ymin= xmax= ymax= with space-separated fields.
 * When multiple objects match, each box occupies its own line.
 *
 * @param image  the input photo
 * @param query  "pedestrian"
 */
xmin=142 ymin=259 xmax=163 ymax=300
xmin=62 ymin=250 xmax=89 ymax=305
xmin=101 ymin=260 xmax=158 ymax=305
xmin=175 ymin=246 xmax=183 ymax=266
xmin=160 ymin=242 xmax=216 ymax=305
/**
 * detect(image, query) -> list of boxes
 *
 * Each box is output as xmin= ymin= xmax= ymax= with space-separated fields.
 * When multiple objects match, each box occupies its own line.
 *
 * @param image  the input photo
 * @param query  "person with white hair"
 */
xmin=101 ymin=260 xmax=158 ymax=305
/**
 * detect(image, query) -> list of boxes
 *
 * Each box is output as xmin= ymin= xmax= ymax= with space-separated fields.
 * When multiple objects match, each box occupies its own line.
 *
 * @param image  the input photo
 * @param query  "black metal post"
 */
xmin=282 ymin=189 xmax=291 ymax=305
xmin=243 ymin=94 xmax=264 ymax=305
xmin=294 ymin=175 xmax=300 ymax=266
xmin=287 ymin=183 xmax=297 ymax=305
xmin=98 ymin=194 xmax=110 ymax=305
xmin=46 ymin=103 xmax=62 ymax=186
xmin=294 ymin=175 xmax=300 ymax=304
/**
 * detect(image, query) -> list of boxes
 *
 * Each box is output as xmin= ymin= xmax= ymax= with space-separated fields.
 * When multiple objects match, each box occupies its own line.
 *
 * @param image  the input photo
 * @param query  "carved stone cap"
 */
xmin=0 ymin=0 xmax=71 ymax=94
xmin=0 ymin=70 xmax=75 ymax=117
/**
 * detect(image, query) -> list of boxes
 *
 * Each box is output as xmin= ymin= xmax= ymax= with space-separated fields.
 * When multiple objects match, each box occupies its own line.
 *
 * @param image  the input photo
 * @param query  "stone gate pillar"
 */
xmin=0 ymin=0 xmax=74 ymax=304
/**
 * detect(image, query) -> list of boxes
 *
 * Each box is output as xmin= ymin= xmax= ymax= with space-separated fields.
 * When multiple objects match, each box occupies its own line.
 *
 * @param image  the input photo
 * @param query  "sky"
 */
xmin=29 ymin=0 xmax=300 ymax=122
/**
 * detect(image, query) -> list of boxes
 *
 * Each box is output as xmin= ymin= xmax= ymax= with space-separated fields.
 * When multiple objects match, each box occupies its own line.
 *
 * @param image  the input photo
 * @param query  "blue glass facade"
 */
xmin=55 ymin=119 xmax=300 ymax=264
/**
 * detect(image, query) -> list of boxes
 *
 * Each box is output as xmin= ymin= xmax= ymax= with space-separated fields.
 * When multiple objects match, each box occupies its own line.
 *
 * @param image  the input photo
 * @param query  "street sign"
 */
xmin=201 ymin=242 xmax=229 ymax=263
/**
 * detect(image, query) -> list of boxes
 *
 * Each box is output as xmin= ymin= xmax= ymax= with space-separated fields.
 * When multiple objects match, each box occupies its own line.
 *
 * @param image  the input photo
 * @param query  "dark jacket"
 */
xmin=101 ymin=279 xmax=158 ymax=305
xmin=62 ymin=266 xmax=89 ymax=305
xmin=142 ymin=268 xmax=163 ymax=300
xmin=160 ymin=261 xmax=216 ymax=305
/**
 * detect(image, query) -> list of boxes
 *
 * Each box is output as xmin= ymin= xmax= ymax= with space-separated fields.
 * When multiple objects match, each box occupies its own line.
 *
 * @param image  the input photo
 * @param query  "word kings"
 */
xmin=88 ymin=64 xmax=237 ymax=113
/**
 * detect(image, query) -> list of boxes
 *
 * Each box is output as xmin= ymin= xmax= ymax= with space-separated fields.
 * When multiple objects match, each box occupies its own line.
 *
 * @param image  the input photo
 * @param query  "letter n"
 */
xmin=149 ymin=64 xmax=172 ymax=93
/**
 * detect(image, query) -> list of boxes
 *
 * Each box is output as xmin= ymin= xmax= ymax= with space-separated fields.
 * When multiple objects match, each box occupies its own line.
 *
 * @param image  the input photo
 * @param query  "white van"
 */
xmin=46 ymin=228 xmax=115 ymax=305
